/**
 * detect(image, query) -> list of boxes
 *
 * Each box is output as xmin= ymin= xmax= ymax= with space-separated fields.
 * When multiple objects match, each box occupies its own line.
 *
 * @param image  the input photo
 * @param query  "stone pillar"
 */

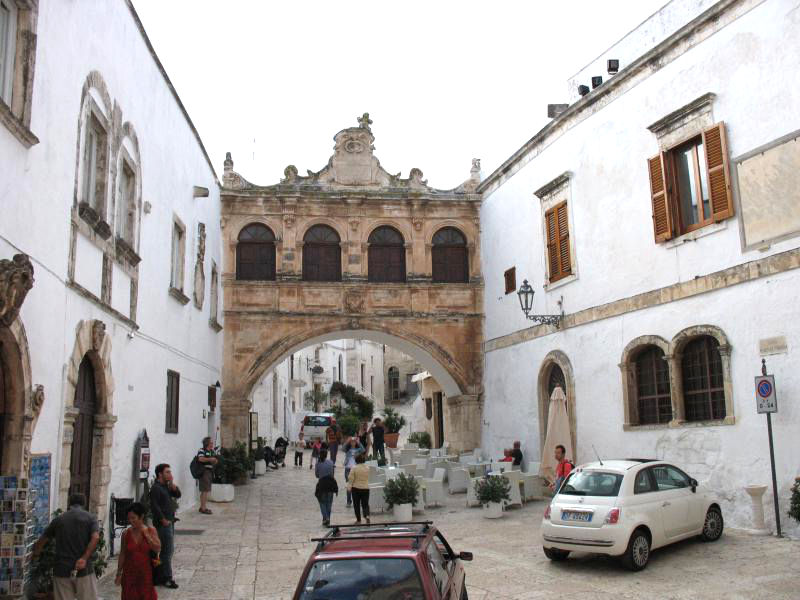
xmin=445 ymin=394 xmax=481 ymax=453
xmin=744 ymin=485 xmax=770 ymax=535
xmin=59 ymin=406 xmax=80 ymax=509
xmin=220 ymin=391 xmax=250 ymax=446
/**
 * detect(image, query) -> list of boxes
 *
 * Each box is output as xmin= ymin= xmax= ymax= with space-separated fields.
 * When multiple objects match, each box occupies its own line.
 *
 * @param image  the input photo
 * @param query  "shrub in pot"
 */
xmin=213 ymin=441 xmax=254 ymax=498
xmin=789 ymin=477 xmax=800 ymax=523
xmin=382 ymin=407 xmax=406 ymax=448
xmin=407 ymin=431 xmax=432 ymax=449
xmin=384 ymin=472 xmax=419 ymax=521
xmin=475 ymin=475 xmax=511 ymax=518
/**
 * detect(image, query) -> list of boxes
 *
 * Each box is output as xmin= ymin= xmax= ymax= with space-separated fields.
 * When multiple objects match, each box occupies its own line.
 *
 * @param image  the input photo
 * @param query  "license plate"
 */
xmin=562 ymin=511 xmax=592 ymax=522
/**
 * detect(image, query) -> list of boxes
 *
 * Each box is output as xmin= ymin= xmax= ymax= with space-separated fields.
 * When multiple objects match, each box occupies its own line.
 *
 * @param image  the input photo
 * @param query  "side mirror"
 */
xmin=458 ymin=551 xmax=473 ymax=562
xmin=690 ymin=478 xmax=698 ymax=493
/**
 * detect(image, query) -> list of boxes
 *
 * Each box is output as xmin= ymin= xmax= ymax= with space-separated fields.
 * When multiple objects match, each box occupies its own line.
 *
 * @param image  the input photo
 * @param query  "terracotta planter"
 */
xmin=482 ymin=501 xmax=503 ymax=519
xmin=385 ymin=432 xmax=400 ymax=448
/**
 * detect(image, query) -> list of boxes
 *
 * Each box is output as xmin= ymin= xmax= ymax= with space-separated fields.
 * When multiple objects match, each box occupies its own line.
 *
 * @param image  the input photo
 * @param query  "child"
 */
xmin=294 ymin=432 xmax=305 ymax=468
xmin=310 ymin=439 xmax=322 ymax=470
xmin=499 ymin=448 xmax=513 ymax=462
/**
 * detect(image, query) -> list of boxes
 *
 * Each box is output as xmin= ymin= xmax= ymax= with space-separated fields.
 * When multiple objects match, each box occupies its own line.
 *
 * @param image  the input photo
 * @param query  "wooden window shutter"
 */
xmin=545 ymin=202 xmax=571 ymax=282
xmin=647 ymin=153 xmax=674 ymax=242
xmin=702 ymin=122 xmax=734 ymax=222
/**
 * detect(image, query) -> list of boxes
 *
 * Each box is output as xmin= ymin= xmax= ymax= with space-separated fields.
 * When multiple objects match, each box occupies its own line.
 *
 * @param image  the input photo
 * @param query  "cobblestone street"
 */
xmin=98 ymin=451 xmax=798 ymax=600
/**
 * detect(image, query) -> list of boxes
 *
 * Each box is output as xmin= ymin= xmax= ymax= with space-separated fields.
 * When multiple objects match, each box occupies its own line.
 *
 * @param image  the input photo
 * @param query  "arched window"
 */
xmin=368 ymin=226 xmax=405 ymax=282
xmin=547 ymin=364 xmax=566 ymax=397
xmin=388 ymin=366 xmax=399 ymax=401
xmin=303 ymin=225 xmax=341 ymax=282
xmin=338 ymin=355 xmax=343 ymax=382
xmin=633 ymin=346 xmax=672 ymax=424
xmin=681 ymin=336 xmax=725 ymax=421
xmin=236 ymin=223 xmax=276 ymax=281
xmin=432 ymin=227 xmax=468 ymax=283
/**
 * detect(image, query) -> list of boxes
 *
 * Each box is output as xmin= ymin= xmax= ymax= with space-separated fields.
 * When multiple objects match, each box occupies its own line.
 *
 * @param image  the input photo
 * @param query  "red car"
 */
xmin=293 ymin=521 xmax=473 ymax=600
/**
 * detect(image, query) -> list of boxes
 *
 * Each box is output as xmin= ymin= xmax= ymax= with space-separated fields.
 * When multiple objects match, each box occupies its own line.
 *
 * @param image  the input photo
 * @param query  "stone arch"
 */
xmin=363 ymin=220 xmax=413 ymax=245
xmin=72 ymin=71 xmax=113 ymax=213
xmin=425 ymin=221 xmax=474 ymax=246
xmin=59 ymin=319 xmax=117 ymax=521
xmin=114 ymin=122 xmax=143 ymax=251
xmin=0 ymin=318 xmax=37 ymax=477
xmin=298 ymin=217 xmax=347 ymax=244
xmin=536 ymin=350 xmax=576 ymax=458
xmin=619 ymin=335 xmax=671 ymax=428
xmin=668 ymin=325 xmax=734 ymax=425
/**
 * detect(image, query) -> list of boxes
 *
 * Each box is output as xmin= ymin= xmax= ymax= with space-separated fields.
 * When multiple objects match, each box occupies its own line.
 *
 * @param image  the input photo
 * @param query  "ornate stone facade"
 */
xmin=221 ymin=116 xmax=484 ymax=451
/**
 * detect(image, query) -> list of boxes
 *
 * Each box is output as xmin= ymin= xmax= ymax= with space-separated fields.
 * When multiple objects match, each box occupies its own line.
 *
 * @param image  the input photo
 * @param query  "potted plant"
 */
xmin=382 ymin=407 xmax=406 ymax=449
xmin=254 ymin=437 xmax=267 ymax=475
xmin=338 ymin=413 xmax=360 ymax=438
xmin=407 ymin=431 xmax=432 ymax=449
xmin=384 ymin=472 xmax=419 ymax=522
xmin=475 ymin=475 xmax=511 ymax=519
xmin=212 ymin=441 xmax=253 ymax=501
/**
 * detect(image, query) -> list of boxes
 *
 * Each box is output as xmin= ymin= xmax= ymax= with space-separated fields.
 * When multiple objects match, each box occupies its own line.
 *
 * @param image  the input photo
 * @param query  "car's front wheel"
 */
xmin=620 ymin=529 xmax=650 ymax=571
xmin=543 ymin=547 xmax=570 ymax=561
xmin=701 ymin=506 xmax=724 ymax=542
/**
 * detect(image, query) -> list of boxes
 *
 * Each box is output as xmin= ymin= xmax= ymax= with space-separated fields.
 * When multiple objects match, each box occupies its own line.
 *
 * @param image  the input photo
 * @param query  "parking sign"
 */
xmin=754 ymin=375 xmax=777 ymax=413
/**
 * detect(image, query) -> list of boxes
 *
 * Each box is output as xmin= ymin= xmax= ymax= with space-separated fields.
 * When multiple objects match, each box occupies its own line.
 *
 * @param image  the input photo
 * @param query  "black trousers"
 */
xmin=351 ymin=488 xmax=370 ymax=521
xmin=294 ymin=450 xmax=303 ymax=466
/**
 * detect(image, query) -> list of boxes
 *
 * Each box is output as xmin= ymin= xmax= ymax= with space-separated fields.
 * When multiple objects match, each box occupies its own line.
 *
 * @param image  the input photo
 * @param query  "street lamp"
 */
xmin=517 ymin=279 xmax=564 ymax=328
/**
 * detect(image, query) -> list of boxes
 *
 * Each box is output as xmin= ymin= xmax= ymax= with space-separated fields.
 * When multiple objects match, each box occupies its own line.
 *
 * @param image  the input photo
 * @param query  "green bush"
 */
xmin=474 ymin=475 xmax=511 ymax=505
xmin=383 ymin=407 xmax=407 ymax=434
xmin=407 ymin=431 xmax=432 ymax=449
xmin=213 ymin=441 xmax=253 ymax=484
xmin=329 ymin=381 xmax=348 ymax=397
xmin=384 ymin=472 xmax=420 ymax=508
xmin=789 ymin=477 xmax=800 ymax=523
xmin=338 ymin=414 xmax=360 ymax=437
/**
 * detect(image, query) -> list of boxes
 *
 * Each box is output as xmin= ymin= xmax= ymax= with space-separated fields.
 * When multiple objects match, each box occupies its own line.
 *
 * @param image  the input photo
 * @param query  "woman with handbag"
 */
xmin=115 ymin=502 xmax=161 ymax=600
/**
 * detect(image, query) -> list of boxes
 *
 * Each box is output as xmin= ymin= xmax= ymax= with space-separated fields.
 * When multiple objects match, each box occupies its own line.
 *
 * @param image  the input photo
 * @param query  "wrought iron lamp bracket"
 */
xmin=524 ymin=295 xmax=564 ymax=328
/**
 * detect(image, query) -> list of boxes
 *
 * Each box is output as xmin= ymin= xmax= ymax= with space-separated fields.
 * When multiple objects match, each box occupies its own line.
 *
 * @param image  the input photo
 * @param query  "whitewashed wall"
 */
xmin=0 ymin=1 xmax=223 ymax=514
xmin=480 ymin=0 xmax=800 ymax=534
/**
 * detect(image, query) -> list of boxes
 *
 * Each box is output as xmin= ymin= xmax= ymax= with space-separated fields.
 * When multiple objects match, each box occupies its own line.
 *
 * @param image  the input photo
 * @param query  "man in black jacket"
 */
xmin=150 ymin=463 xmax=181 ymax=588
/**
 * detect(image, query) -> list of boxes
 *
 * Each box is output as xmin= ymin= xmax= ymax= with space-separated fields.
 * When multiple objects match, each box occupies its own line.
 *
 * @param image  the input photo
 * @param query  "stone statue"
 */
xmin=91 ymin=320 xmax=106 ymax=351
xmin=0 ymin=254 xmax=34 ymax=326
xmin=194 ymin=223 xmax=206 ymax=309
xmin=357 ymin=112 xmax=373 ymax=131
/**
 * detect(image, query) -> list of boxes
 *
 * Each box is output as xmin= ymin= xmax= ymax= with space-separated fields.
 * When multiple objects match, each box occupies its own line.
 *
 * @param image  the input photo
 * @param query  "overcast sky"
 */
xmin=133 ymin=0 xmax=666 ymax=189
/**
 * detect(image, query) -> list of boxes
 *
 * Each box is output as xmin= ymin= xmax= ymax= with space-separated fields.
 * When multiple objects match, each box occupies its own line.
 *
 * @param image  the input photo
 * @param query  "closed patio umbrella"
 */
xmin=539 ymin=385 xmax=574 ymax=484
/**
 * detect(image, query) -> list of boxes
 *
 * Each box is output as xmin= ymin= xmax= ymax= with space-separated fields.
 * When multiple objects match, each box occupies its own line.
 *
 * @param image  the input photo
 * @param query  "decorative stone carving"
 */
xmin=221 ymin=152 xmax=253 ymax=190
xmin=282 ymin=165 xmax=298 ymax=183
xmin=32 ymin=384 xmax=44 ymax=420
xmin=344 ymin=291 xmax=365 ymax=314
xmin=193 ymin=223 xmax=206 ymax=309
xmin=349 ymin=219 xmax=359 ymax=232
xmin=0 ymin=254 xmax=34 ymax=326
xmin=412 ymin=218 xmax=423 ymax=232
xmin=283 ymin=214 xmax=295 ymax=228
xmin=91 ymin=319 xmax=106 ymax=351
xmin=408 ymin=168 xmax=428 ymax=189
xmin=357 ymin=112 xmax=373 ymax=131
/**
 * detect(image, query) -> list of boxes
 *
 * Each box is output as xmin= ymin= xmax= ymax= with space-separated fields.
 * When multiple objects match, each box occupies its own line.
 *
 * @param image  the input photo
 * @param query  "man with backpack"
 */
xmin=193 ymin=437 xmax=217 ymax=515
xmin=549 ymin=444 xmax=573 ymax=493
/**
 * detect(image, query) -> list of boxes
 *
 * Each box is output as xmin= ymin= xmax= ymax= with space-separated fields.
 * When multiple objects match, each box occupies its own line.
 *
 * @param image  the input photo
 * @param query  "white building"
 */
xmin=384 ymin=345 xmax=422 ymax=404
xmin=0 ymin=1 xmax=223 ymax=523
xmin=479 ymin=0 xmax=800 ymax=534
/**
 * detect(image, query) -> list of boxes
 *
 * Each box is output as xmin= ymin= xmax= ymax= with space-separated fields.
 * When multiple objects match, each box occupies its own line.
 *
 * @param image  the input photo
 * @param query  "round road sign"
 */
xmin=757 ymin=380 xmax=773 ymax=398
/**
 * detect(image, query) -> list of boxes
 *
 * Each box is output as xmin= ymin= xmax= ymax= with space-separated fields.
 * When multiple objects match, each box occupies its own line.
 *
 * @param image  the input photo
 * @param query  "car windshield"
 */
xmin=304 ymin=416 xmax=331 ymax=427
xmin=298 ymin=558 xmax=425 ymax=600
xmin=559 ymin=471 xmax=624 ymax=497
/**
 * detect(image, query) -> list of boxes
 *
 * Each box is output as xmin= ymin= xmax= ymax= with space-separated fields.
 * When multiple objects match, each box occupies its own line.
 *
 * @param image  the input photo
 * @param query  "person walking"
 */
xmin=114 ymin=502 xmax=160 ymax=600
xmin=325 ymin=419 xmax=342 ymax=464
xmin=549 ymin=444 xmax=573 ymax=493
xmin=342 ymin=437 xmax=365 ymax=507
xmin=358 ymin=421 xmax=371 ymax=456
xmin=314 ymin=449 xmax=337 ymax=527
xmin=347 ymin=454 xmax=371 ymax=524
xmin=294 ymin=432 xmax=305 ymax=468
xmin=149 ymin=464 xmax=181 ymax=589
xmin=369 ymin=417 xmax=386 ymax=462
xmin=309 ymin=439 xmax=322 ymax=470
xmin=32 ymin=493 xmax=100 ymax=600
xmin=197 ymin=437 xmax=217 ymax=514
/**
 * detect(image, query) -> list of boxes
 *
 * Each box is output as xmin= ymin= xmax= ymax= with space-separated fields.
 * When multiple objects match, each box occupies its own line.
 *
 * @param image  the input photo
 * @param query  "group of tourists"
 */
xmin=312 ymin=416 xmax=386 ymax=526
xmin=31 ymin=437 xmax=219 ymax=600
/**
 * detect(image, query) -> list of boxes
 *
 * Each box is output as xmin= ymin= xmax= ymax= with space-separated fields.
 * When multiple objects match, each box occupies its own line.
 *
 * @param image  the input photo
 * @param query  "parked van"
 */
xmin=300 ymin=413 xmax=334 ymax=446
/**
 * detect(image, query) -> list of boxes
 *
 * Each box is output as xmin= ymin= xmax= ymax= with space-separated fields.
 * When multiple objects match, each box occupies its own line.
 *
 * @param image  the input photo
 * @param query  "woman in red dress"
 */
xmin=115 ymin=502 xmax=161 ymax=600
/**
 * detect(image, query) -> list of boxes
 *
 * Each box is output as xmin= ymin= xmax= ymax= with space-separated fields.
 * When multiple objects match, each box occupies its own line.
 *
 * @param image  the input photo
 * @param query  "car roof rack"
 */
xmin=311 ymin=521 xmax=433 ymax=552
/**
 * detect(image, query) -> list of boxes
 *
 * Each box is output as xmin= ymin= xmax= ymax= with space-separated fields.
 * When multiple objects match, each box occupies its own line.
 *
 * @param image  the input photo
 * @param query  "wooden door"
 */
xmin=302 ymin=243 xmax=341 ymax=281
xmin=434 ymin=392 xmax=444 ymax=449
xmin=432 ymin=246 xmax=468 ymax=283
xmin=368 ymin=245 xmax=405 ymax=282
xmin=70 ymin=356 xmax=97 ymax=499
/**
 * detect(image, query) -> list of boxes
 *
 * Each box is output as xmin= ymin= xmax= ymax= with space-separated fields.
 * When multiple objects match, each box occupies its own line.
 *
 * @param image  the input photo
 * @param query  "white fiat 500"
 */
xmin=541 ymin=459 xmax=723 ymax=570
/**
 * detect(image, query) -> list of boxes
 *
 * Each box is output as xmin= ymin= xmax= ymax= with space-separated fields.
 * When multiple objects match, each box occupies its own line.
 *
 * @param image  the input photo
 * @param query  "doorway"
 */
xmin=70 ymin=355 xmax=97 ymax=499
xmin=433 ymin=392 xmax=444 ymax=449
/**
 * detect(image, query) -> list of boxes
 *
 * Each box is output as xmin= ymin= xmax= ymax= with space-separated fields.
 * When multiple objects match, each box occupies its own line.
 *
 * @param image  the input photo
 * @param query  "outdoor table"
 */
xmin=466 ymin=461 xmax=491 ymax=476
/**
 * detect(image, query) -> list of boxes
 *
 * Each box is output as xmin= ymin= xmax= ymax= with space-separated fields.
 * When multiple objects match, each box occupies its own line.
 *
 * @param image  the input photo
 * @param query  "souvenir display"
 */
xmin=0 ymin=476 xmax=32 ymax=597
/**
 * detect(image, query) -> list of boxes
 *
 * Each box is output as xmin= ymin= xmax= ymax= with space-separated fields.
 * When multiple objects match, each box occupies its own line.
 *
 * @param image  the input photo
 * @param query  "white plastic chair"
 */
xmin=405 ymin=443 xmax=419 ymax=451
xmin=368 ymin=484 xmax=387 ymax=513
xmin=422 ymin=467 xmax=446 ymax=507
xmin=459 ymin=453 xmax=473 ymax=465
xmin=502 ymin=472 xmax=523 ymax=508
xmin=466 ymin=476 xmax=482 ymax=507
xmin=399 ymin=464 xmax=418 ymax=477
xmin=413 ymin=458 xmax=429 ymax=476
xmin=473 ymin=448 xmax=482 ymax=461
xmin=448 ymin=467 xmax=469 ymax=494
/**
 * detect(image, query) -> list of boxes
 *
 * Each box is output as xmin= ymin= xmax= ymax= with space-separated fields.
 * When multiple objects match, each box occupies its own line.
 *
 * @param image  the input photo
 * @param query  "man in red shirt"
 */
xmin=549 ymin=444 xmax=572 ymax=493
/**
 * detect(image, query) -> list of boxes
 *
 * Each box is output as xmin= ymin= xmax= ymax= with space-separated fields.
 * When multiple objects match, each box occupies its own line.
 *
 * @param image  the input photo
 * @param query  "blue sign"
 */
xmin=757 ymin=380 xmax=772 ymax=398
